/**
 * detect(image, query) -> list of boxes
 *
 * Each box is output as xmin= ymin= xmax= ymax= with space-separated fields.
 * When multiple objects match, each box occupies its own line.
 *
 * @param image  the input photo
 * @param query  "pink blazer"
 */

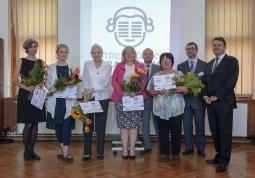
xmin=111 ymin=62 xmax=148 ymax=102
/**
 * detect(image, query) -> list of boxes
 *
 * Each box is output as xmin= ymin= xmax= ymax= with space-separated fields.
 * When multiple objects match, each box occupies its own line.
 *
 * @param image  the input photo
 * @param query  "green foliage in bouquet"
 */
xmin=174 ymin=72 xmax=205 ymax=96
xmin=21 ymin=60 xmax=45 ymax=86
xmin=120 ymin=73 xmax=142 ymax=93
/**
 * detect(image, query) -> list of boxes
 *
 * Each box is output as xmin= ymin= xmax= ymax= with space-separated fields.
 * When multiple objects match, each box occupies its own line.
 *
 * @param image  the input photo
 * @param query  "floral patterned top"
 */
xmin=146 ymin=70 xmax=185 ymax=120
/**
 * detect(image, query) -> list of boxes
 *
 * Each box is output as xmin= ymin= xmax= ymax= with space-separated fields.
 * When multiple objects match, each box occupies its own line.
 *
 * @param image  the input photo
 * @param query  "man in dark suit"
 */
xmin=177 ymin=42 xmax=207 ymax=157
xmin=142 ymin=48 xmax=161 ymax=152
xmin=204 ymin=37 xmax=239 ymax=173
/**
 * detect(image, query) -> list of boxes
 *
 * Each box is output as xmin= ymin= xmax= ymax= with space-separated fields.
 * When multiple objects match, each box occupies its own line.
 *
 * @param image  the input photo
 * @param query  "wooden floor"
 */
xmin=0 ymin=141 xmax=255 ymax=178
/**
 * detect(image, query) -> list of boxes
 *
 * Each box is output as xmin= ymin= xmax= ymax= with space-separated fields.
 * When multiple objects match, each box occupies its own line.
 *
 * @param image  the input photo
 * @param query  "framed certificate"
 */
xmin=153 ymin=74 xmax=176 ymax=90
xmin=31 ymin=87 xmax=47 ymax=110
xmin=79 ymin=101 xmax=103 ymax=114
xmin=122 ymin=95 xmax=144 ymax=111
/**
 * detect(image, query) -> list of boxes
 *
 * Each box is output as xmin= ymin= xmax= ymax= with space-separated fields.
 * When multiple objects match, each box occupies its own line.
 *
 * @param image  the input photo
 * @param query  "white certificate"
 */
xmin=54 ymin=86 xmax=78 ymax=98
xmin=79 ymin=101 xmax=103 ymax=114
xmin=153 ymin=74 xmax=176 ymax=90
xmin=122 ymin=95 xmax=144 ymax=112
xmin=31 ymin=87 xmax=47 ymax=110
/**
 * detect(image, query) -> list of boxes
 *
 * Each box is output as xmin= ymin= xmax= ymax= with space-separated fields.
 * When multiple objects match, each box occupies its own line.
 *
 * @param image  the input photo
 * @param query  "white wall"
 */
xmin=171 ymin=0 xmax=205 ymax=65
xmin=57 ymin=0 xmax=80 ymax=67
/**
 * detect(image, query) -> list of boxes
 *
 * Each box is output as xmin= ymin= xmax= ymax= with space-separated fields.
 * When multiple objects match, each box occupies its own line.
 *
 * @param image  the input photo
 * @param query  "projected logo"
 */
xmin=106 ymin=7 xmax=154 ymax=47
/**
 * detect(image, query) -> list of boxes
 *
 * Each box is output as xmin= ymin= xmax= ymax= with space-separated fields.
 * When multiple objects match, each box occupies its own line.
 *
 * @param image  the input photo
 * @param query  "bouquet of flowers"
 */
xmin=170 ymin=72 xmax=205 ymax=96
xmin=21 ymin=60 xmax=45 ymax=86
xmin=71 ymin=105 xmax=92 ymax=133
xmin=120 ymin=68 xmax=148 ymax=93
xmin=48 ymin=67 xmax=82 ymax=96
xmin=21 ymin=60 xmax=46 ymax=100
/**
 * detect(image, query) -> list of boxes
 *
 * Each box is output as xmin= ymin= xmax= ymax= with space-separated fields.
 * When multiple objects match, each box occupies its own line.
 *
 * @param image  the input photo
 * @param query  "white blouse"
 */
xmin=82 ymin=60 xmax=112 ymax=100
xmin=123 ymin=64 xmax=135 ymax=81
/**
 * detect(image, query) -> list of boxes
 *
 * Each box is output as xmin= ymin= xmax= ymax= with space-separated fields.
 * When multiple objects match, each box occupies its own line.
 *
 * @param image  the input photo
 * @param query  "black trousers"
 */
xmin=207 ymin=106 xmax=233 ymax=166
xmin=156 ymin=114 xmax=183 ymax=156
xmin=83 ymin=99 xmax=109 ymax=156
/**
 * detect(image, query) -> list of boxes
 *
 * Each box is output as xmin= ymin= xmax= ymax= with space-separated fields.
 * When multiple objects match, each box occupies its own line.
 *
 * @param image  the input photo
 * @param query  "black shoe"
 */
xmin=216 ymin=164 xmax=227 ymax=173
xmin=82 ymin=155 xmax=91 ymax=161
xmin=63 ymin=154 xmax=74 ymax=162
xmin=122 ymin=155 xmax=128 ymax=160
xmin=24 ymin=151 xmax=33 ymax=161
xmin=97 ymin=155 xmax=104 ymax=160
xmin=197 ymin=151 xmax=206 ymax=157
xmin=143 ymin=148 xmax=152 ymax=153
xmin=206 ymin=158 xmax=218 ymax=164
xmin=30 ymin=151 xmax=41 ymax=160
xmin=182 ymin=149 xmax=194 ymax=155
xmin=128 ymin=155 xmax=136 ymax=160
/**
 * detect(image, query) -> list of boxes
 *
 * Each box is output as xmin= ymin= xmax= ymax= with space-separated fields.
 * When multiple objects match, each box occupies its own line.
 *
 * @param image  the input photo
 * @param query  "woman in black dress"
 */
xmin=13 ymin=39 xmax=46 ymax=160
xmin=45 ymin=44 xmax=76 ymax=162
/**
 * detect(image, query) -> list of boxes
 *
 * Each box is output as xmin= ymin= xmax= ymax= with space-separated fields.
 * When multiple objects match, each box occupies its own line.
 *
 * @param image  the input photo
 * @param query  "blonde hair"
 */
xmin=56 ymin=44 xmax=69 ymax=54
xmin=121 ymin=46 xmax=137 ymax=62
xmin=90 ymin=43 xmax=103 ymax=54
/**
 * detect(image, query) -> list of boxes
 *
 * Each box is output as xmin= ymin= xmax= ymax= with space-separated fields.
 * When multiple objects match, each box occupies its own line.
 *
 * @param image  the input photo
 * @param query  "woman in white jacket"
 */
xmin=46 ymin=44 xmax=77 ymax=162
xmin=81 ymin=44 xmax=112 ymax=160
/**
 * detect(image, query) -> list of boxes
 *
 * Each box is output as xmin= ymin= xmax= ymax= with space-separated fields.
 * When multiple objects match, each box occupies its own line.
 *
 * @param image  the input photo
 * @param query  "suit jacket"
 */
xmin=177 ymin=59 xmax=207 ymax=110
xmin=204 ymin=54 xmax=239 ymax=108
xmin=145 ymin=63 xmax=161 ymax=102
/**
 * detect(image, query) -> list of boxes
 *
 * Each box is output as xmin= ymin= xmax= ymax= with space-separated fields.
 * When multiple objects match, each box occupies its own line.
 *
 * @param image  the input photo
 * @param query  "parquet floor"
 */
xmin=0 ymin=141 xmax=255 ymax=178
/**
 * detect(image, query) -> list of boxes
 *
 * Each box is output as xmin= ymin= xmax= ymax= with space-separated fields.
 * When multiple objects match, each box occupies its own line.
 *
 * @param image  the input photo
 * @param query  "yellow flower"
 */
xmin=130 ymin=73 xmax=138 ymax=79
xmin=71 ymin=108 xmax=82 ymax=120
xmin=85 ymin=119 xmax=92 ymax=125
xmin=137 ymin=68 xmax=146 ymax=75
xmin=84 ymin=127 xmax=90 ymax=133
xmin=144 ymin=67 xmax=149 ymax=73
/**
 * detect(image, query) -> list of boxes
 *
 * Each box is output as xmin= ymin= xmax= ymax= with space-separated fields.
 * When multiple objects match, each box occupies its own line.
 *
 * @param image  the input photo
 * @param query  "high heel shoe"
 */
xmin=30 ymin=151 xmax=41 ymax=160
xmin=24 ymin=151 xmax=33 ymax=161
xmin=128 ymin=155 xmax=136 ymax=160
xmin=122 ymin=155 xmax=129 ymax=160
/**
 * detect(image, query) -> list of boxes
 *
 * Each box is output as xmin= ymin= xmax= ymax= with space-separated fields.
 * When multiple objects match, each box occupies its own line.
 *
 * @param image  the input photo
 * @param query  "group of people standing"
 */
xmin=14 ymin=36 xmax=238 ymax=173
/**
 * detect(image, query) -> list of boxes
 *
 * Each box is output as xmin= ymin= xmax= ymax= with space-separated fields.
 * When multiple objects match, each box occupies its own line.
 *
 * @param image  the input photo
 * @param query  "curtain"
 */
xmin=10 ymin=0 xmax=58 ymax=96
xmin=205 ymin=0 xmax=255 ymax=95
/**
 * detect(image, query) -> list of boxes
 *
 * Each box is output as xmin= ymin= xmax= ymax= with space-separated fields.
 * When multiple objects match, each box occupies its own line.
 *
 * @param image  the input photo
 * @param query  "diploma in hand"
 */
xmin=54 ymin=86 xmax=78 ymax=98
xmin=79 ymin=101 xmax=103 ymax=114
xmin=31 ymin=87 xmax=47 ymax=110
xmin=122 ymin=95 xmax=144 ymax=111
xmin=153 ymin=74 xmax=176 ymax=90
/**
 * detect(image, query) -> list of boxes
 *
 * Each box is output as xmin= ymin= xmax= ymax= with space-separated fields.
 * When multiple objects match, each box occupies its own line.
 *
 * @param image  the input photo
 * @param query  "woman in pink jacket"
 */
xmin=111 ymin=46 xmax=147 ymax=160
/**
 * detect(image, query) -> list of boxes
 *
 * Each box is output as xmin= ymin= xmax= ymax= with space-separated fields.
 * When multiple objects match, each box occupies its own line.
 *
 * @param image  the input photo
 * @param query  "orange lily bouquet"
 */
xmin=120 ymin=67 xmax=148 ymax=93
xmin=48 ymin=67 xmax=82 ymax=96
xmin=71 ymin=105 xmax=92 ymax=133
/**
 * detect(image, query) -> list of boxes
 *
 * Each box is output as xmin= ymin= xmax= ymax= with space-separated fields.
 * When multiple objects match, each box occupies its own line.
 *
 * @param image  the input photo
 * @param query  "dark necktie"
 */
xmin=189 ymin=61 xmax=194 ymax=72
xmin=146 ymin=64 xmax=150 ymax=80
xmin=212 ymin=58 xmax=219 ymax=73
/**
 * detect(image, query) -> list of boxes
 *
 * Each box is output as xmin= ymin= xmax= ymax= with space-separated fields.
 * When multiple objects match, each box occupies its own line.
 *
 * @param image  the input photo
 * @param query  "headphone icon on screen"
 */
xmin=106 ymin=6 xmax=154 ymax=47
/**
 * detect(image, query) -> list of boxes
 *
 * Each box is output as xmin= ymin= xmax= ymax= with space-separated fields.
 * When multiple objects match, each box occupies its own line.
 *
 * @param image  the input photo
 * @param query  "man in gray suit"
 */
xmin=177 ymin=42 xmax=207 ymax=157
xmin=142 ymin=48 xmax=161 ymax=152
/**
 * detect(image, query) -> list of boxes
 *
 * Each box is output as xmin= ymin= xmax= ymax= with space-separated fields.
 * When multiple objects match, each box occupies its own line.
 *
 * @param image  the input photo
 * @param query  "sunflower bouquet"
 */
xmin=120 ymin=67 xmax=148 ymax=93
xmin=48 ymin=67 xmax=82 ymax=96
xmin=71 ymin=105 xmax=92 ymax=133
xmin=169 ymin=72 xmax=205 ymax=96
xmin=21 ymin=60 xmax=46 ymax=100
